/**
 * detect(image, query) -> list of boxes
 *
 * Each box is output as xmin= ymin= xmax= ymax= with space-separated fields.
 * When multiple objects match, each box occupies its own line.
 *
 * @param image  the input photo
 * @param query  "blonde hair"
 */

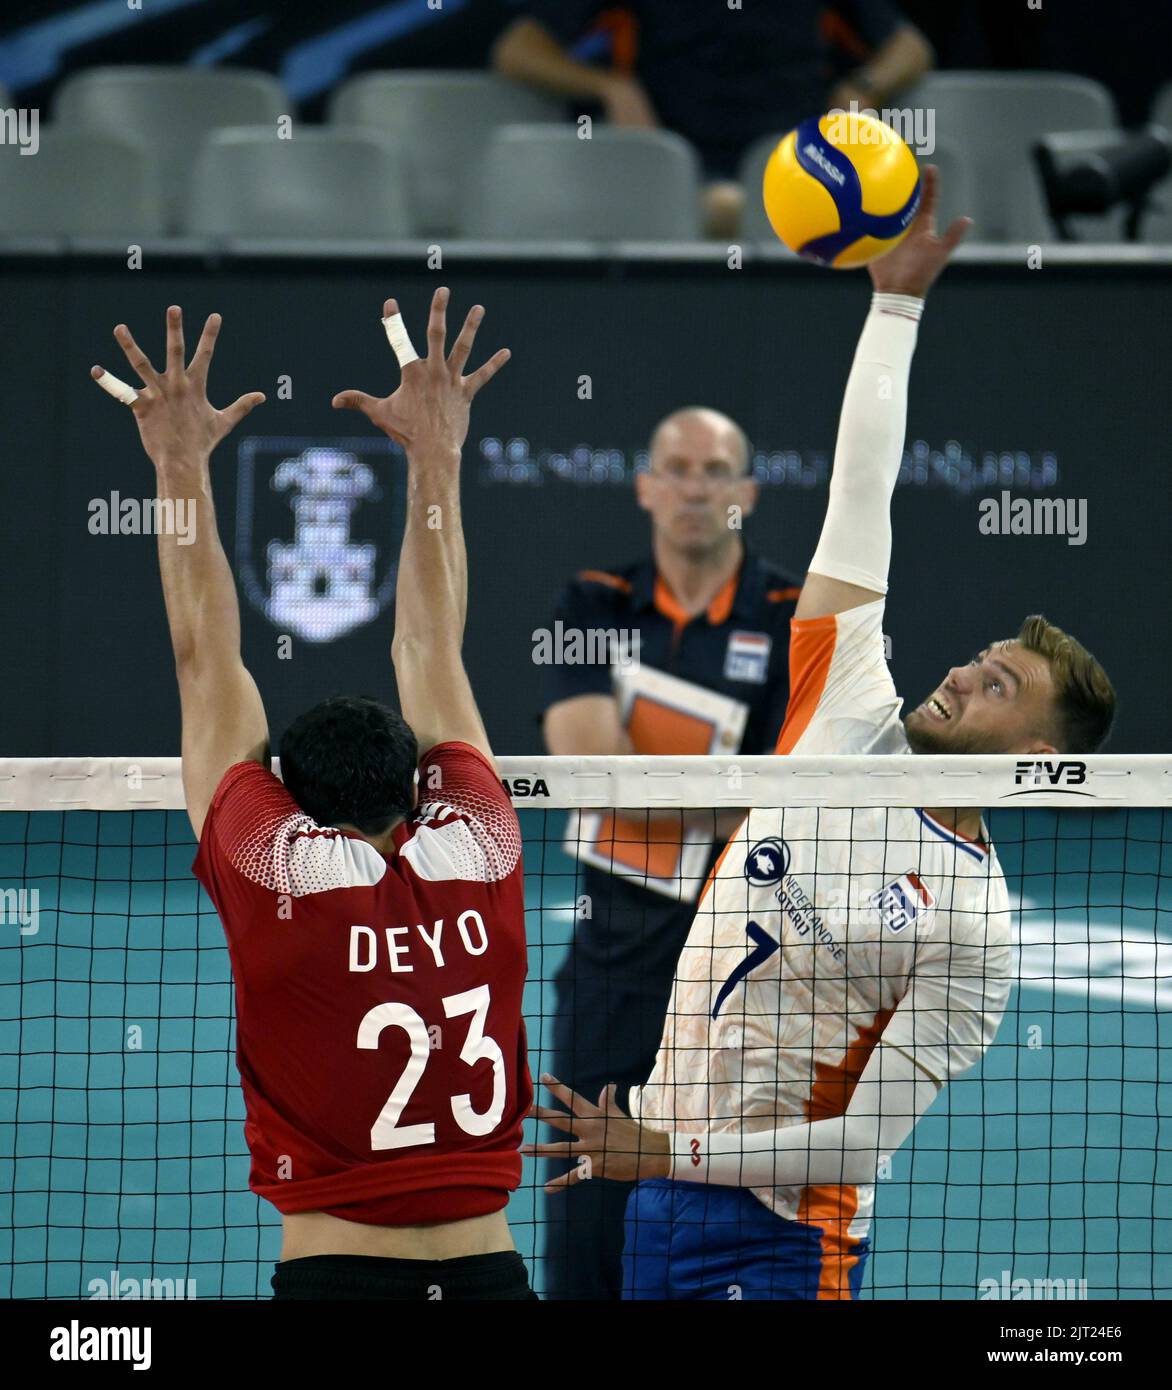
xmin=1017 ymin=615 xmax=1116 ymax=753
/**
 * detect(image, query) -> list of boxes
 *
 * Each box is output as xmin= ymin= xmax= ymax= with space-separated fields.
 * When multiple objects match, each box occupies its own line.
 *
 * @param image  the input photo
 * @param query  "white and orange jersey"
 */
xmin=632 ymin=601 xmax=1013 ymax=1242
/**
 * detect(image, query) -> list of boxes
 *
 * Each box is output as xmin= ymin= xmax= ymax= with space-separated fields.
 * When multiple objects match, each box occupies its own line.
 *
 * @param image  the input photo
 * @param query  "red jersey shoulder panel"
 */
xmin=404 ymin=742 xmax=521 ymax=884
xmin=193 ymin=760 xmax=387 ymax=898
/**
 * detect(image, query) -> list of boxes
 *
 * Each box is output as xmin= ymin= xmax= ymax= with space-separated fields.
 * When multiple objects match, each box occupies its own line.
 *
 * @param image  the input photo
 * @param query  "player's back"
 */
xmin=193 ymin=741 xmax=532 ymax=1229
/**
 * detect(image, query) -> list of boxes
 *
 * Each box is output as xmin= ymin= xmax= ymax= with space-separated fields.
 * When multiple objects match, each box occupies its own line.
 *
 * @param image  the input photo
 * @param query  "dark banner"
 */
xmin=1 ymin=251 xmax=1167 ymax=755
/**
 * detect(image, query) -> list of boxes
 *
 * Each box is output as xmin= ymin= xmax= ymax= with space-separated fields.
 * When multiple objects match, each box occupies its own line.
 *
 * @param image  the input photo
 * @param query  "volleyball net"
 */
xmin=1 ymin=754 xmax=1168 ymax=1300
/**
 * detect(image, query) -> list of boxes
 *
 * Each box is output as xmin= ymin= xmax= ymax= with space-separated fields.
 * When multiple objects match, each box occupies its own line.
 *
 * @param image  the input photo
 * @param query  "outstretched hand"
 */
xmin=91 ymin=306 xmax=265 ymax=469
xmin=332 ymin=286 xmax=510 ymax=456
xmin=868 ymin=164 xmax=972 ymax=299
xmin=520 ymin=1075 xmax=671 ymax=1191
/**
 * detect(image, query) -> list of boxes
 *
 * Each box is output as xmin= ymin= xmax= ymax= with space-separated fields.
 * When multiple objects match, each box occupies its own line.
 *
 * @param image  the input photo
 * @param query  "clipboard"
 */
xmin=564 ymin=664 xmax=749 ymax=900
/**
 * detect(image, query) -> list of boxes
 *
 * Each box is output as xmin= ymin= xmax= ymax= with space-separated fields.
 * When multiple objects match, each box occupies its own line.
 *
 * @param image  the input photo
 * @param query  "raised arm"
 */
xmin=796 ymin=167 xmax=971 ymax=621
xmin=333 ymin=288 xmax=510 ymax=761
xmin=91 ymin=307 xmax=267 ymax=840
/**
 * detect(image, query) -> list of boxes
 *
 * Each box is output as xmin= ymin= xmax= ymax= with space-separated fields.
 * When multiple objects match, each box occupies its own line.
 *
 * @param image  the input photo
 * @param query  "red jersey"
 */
xmin=191 ymin=741 xmax=532 ymax=1226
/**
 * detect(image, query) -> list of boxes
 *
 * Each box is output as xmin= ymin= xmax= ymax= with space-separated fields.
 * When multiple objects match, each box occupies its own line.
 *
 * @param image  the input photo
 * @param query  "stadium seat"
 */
xmin=184 ymin=128 xmax=414 ymax=239
xmin=330 ymin=71 xmax=565 ymax=236
xmin=736 ymin=130 xmax=976 ymax=243
xmin=0 ymin=129 xmax=162 ymax=237
xmin=54 ymin=66 xmax=286 ymax=231
xmin=902 ymin=72 xmax=1119 ymax=242
xmin=461 ymin=125 xmax=703 ymax=240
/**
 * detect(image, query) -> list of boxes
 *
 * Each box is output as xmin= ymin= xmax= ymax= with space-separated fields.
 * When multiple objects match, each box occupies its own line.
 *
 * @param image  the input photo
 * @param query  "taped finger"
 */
xmin=94 ymin=369 xmax=139 ymax=406
xmin=382 ymin=312 xmax=420 ymax=368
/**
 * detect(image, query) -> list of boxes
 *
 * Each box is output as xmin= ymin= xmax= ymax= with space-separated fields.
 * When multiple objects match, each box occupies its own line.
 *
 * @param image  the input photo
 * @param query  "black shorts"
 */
xmin=271 ymin=1251 xmax=536 ymax=1301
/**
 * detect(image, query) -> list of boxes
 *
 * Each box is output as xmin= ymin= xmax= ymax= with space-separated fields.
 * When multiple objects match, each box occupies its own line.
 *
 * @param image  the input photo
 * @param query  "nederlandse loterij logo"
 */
xmin=236 ymin=438 xmax=405 ymax=644
xmin=744 ymin=837 xmax=790 ymax=887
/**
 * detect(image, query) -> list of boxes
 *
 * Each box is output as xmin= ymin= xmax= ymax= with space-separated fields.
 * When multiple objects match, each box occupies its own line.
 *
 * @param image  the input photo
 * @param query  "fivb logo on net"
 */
xmin=0 ymin=106 xmax=39 ymax=155
xmin=823 ymin=101 xmax=936 ymax=158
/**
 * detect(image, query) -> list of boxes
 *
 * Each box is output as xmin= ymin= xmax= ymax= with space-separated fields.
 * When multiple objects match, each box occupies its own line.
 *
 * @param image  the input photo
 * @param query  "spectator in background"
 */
xmin=492 ymin=0 xmax=934 ymax=238
xmin=537 ymin=407 xmax=802 ymax=1299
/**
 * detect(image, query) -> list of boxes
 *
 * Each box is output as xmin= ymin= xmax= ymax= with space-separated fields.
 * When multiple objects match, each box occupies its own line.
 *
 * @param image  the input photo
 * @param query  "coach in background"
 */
xmin=537 ymin=407 xmax=801 ymax=1299
xmin=493 ymin=0 xmax=933 ymax=237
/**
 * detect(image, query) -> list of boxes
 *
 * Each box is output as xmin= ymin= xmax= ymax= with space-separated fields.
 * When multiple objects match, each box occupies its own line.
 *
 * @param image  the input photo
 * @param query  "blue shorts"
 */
xmin=622 ymin=1179 xmax=870 ymax=1301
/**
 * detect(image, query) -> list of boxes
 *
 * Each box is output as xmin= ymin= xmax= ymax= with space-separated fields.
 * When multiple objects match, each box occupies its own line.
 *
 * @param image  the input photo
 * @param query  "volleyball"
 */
xmin=762 ymin=111 xmax=922 ymax=268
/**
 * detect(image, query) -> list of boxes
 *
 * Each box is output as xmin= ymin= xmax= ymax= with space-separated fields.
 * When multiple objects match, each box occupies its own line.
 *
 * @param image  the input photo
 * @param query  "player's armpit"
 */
xmin=178 ymin=657 xmax=269 ymax=840
xmin=794 ymin=572 xmax=885 ymax=622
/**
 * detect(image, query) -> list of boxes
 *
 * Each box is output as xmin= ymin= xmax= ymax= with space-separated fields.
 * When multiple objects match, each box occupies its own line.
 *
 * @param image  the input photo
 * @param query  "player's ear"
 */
xmin=634 ymin=470 xmax=652 ymax=513
xmin=735 ymin=476 xmax=758 ymax=519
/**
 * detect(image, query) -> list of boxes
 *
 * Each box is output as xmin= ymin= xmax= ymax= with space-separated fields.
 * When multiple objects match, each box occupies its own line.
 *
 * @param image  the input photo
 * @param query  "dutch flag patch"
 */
xmin=724 ymin=630 xmax=771 ymax=684
xmin=870 ymin=871 xmax=936 ymax=934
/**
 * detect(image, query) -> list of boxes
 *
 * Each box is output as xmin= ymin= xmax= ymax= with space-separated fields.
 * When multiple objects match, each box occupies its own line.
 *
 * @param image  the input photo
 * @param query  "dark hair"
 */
xmin=1017 ymin=615 xmax=1116 ymax=753
xmin=279 ymin=695 xmax=418 ymax=835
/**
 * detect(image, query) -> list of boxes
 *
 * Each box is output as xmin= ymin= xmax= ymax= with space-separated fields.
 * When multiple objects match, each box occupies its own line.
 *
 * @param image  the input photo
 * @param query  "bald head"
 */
xmin=649 ymin=407 xmax=752 ymax=476
xmin=637 ymin=406 xmax=758 ymax=559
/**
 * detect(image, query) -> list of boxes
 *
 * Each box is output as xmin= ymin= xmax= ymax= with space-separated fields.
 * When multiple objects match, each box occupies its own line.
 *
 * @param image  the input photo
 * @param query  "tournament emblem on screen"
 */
xmin=235 ymin=437 xmax=407 ymax=643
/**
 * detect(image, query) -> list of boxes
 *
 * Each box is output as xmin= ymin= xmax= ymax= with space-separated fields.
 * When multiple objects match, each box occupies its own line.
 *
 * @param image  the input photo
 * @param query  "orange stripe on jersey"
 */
xmin=653 ymin=571 xmax=739 ymax=631
xmin=576 ymin=569 xmax=632 ymax=592
xmin=796 ymin=1186 xmax=864 ymax=1300
xmin=696 ymin=818 xmax=745 ymax=908
xmin=807 ymin=1009 xmax=895 ymax=1120
xmin=705 ymin=572 xmax=738 ymax=625
xmin=797 ymin=1009 xmax=894 ymax=1296
xmin=652 ymin=574 xmax=689 ymax=633
xmin=775 ymin=613 xmax=838 ymax=753
xmin=767 ymin=586 xmax=802 ymax=603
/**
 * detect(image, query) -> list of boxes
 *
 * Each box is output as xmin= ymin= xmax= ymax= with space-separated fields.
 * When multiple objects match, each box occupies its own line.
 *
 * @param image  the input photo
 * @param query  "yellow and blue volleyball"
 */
xmin=762 ymin=112 xmax=921 ymax=269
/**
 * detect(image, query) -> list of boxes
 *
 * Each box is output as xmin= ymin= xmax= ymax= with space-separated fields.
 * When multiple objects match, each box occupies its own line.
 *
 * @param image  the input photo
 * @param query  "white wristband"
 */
xmin=382 ymin=312 xmax=419 ymax=367
xmin=94 ymin=370 xmax=139 ymax=406
xmin=870 ymin=291 xmax=924 ymax=322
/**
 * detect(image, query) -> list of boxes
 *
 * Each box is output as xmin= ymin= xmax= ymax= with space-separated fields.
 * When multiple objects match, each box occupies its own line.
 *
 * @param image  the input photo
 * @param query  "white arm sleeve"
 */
xmin=668 ymin=1040 xmax=939 ymax=1189
xmin=807 ymin=293 xmax=923 ymax=595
